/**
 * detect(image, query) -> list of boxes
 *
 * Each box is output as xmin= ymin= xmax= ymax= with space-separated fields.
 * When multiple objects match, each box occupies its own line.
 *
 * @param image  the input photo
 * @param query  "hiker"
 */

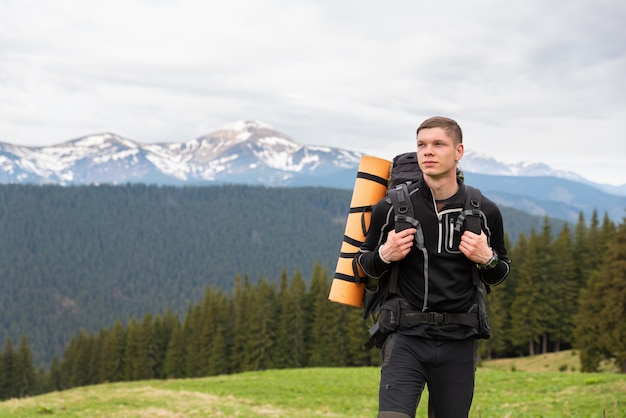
xmin=356 ymin=116 xmax=511 ymax=417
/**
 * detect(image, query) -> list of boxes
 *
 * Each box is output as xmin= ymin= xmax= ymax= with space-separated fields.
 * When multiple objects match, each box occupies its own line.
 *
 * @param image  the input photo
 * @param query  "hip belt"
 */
xmin=364 ymin=298 xmax=482 ymax=350
xmin=400 ymin=310 xmax=479 ymax=329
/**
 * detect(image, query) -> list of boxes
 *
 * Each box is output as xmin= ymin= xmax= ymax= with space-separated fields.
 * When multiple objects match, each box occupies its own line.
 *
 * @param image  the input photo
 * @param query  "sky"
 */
xmin=1 ymin=0 xmax=625 ymax=185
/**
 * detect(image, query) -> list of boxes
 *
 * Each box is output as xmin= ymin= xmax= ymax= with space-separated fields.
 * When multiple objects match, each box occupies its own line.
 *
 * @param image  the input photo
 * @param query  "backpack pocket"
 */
xmin=469 ymin=286 xmax=491 ymax=339
xmin=377 ymin=298 xmax=403 ymax=335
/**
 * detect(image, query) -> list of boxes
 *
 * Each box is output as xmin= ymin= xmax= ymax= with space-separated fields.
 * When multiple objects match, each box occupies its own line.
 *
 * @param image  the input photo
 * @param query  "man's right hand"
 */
xmin=380 ymin=228 xmax=416 ymax=262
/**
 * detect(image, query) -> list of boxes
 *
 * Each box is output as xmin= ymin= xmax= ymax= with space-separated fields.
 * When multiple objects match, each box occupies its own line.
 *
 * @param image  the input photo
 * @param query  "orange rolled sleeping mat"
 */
xmin=328 ymin=156 xmax=391 ymax=307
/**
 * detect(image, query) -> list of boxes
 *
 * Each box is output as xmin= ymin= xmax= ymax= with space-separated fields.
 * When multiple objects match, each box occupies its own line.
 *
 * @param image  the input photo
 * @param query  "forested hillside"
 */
xmin=1 ymin=184 xmax=567 ymax=366
xmin=2 ymin=210 xmax=625 ymax=401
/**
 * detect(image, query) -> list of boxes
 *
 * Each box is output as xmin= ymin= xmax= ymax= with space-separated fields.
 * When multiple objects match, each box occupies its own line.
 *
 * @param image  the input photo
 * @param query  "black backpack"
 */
xmin=360 ymin=152 xmax=491 ymax=339
xmin=387 ymin=151 xmax=464 ymax=188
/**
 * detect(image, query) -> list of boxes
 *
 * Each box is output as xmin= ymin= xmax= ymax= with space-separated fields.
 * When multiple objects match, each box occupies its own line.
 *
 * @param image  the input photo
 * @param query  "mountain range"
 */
xmin=1 ymin=120 xmax=624 ymax=223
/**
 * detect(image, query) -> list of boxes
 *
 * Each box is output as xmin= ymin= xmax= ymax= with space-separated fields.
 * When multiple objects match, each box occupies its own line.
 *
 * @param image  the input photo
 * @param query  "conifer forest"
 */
xmin=0 ymin=184 xmax=624 ymax=400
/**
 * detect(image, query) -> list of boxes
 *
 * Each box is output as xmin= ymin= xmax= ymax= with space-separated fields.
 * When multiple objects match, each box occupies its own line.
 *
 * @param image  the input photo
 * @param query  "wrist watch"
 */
xmin=477 ymin=248 xmax=498 ymax=271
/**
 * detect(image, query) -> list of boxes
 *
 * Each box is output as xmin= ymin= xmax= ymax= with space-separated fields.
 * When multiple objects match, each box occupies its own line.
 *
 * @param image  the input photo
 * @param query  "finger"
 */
xmin=397 ymin=228 xmax=417 ymax=238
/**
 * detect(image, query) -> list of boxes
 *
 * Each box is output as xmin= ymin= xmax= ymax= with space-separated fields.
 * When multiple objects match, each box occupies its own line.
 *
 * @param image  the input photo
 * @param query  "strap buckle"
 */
xmin=428 ymin=312 xmax=449 ymax=325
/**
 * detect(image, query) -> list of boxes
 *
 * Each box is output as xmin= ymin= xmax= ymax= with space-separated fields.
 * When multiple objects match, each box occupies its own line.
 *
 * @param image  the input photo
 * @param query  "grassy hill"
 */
xmin=1 ymin=351 xmax=623 ymax=417
xmin=482 ymin=349 xmax=619 ymax=374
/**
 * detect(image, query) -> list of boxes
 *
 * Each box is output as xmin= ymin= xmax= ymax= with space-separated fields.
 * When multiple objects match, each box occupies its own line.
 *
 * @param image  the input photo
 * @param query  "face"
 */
xmin=416 ymin=127 xmax=463 ymax=180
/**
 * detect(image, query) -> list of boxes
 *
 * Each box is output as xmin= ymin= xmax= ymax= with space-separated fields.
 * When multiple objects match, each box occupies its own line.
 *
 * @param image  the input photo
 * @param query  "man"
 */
xmin=357 ymin=116 xmax=511 ymax=417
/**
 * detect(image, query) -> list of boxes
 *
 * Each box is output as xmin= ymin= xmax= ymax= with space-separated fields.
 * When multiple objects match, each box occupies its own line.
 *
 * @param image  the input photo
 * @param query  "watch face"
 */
xmin=478 ymin=251 xmax=498 ymax=270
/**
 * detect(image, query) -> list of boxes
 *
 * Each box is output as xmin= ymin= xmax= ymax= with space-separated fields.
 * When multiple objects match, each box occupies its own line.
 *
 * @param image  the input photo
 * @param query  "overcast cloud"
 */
xmin=1 ymin=0 xmax=625 ymax=184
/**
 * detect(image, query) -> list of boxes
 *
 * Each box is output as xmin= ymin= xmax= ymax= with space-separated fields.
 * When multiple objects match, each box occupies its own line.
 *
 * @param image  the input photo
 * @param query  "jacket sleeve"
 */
xmin=480 ymin=198 xmax=511 ymax=286
xmin=356 ymin=198 xmax=393 ymax=281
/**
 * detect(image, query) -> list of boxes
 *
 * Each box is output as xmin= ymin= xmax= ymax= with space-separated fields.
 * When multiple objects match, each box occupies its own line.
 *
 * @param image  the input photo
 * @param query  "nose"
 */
xmin=422 ymin=144 xmax=434 ymax=156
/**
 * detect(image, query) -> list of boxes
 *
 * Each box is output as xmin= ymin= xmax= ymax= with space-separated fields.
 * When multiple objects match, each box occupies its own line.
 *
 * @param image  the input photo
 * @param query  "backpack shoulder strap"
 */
xmin=388 ymin=183 xmax=419 ymax=232
xmin=387 ymin=182 xmax=430 ymax=310
xmin=361 ymin=183 xmax=421 ymax=318
xmin=387 ymin=183 xmax=416 ymax=295
xmin=455 ymin=184 xmax=483 ymax=235
xmin=458 ymin=185 xmax=492 ymax=292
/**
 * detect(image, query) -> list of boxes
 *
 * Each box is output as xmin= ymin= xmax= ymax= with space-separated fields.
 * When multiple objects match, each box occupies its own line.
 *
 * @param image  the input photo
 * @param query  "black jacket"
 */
xmin=357 ymin=180 xmax=510 ymax=339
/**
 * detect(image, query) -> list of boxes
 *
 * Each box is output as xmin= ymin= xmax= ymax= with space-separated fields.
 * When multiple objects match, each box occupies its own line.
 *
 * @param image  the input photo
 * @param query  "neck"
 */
xmin=424 ymin=175 xmax=459 ymax=201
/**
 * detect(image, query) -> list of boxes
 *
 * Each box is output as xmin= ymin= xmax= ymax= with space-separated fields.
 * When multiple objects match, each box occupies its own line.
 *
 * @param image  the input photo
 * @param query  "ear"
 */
xmin=455 ymin=143 xmax=464 ymax=161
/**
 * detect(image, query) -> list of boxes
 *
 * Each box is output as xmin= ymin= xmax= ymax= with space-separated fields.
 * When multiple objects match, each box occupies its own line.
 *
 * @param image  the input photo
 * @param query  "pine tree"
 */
xmin=585 ymin=210 xmax=604 ymax=276
xmin=90 ymin=329 xmax=106 ymax=385
xmin=307 ymin=262 xmax=342 ymax=366
xmin=572 ymin=212 xmax=589 ymax=290
xmin=509 ymin=232 xmax=542 ymax=355
xmin=340 ymin=305 xmax=371 ymax=366
xmin=206 ymin=325 xmax=229 ymax=376
xmin=164 ymin=322 xmax=185 ymax=378
xmin=480 ymin=275 xmax=509 ymax=359
xmin=230 ymin=275 xmax=252 ymax=373
xmin=16 ymin=335 xmax=37 ymax=397
xmin=58 ymin=336 xmax=76 ymax=390
xmin=480 ymin=233 xmax=513 ymax=359
xmin=287 ymin=271 xmax=308 ymax=368
xmin=99 ymin=319 xmax=126 ymax=383
xmin=123 ymin=319 xmax=140 ymax=381
xmin=182 ymin=305 xmax=203 ymax=378
xmin=199 ymin=288 xmax=230 ymax=376
xmin=272 ymin=269 xmax=309 ymax=369
xmin=213 ymin=292 xmax=232 ymax=376
xmin=575 ymin=218 xmax=626 ymax=372
xmin=198 ymin=289 xmax=218 ymax=377
xmin=595 ymin=219 xmax=626 ymax=373
xmin=549 ymin=224 xmax=577 ymax=351
xmin=69 ymin=330 xmax=94 ymax=387
xmin=273 ymin=269 xmax=297 ymax=368
xmin=572 ymin=212 xmax=601 ymax=371
xmin=0 ymin=338 xmax=18 ymax=400
xmin=535 ymin=218 xmax=557 ymax=353
xmin=134 ymin=313 xmax=157 ymax=380
xmin=600 ymin=212 xmax=617 ymax=244
xmin=47 ymin=356 xmax=62 ymax=392
xmin=153 ymin=310 xmax=179 ymax=379
xmin=246 ymin=278 xmax=278 ymax=371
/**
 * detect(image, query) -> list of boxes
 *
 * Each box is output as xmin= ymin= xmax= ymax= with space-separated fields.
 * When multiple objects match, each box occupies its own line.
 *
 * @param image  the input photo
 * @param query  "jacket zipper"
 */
xmin=431 ymin=192 xmax=443 ymax=254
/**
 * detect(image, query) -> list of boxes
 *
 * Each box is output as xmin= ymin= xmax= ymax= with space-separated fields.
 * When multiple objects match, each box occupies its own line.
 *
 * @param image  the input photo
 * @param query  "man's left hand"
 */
xmin=459 ymin=230 xmax=492 ymax=265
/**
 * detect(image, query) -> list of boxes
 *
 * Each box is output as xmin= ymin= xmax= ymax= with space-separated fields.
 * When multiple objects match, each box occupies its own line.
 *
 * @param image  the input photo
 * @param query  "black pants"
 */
xmin=378 ymin=334 xmax=477 ymax=418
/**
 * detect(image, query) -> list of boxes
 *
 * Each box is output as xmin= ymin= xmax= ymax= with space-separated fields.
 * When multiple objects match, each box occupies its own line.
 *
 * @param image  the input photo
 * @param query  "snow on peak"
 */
xmin=222 ymin=120 xmax=275 ymax=132
xmin=460 ymin=150 xmax=584 ymax=181
xmin=257 ymin=135 xmax=301 ymax=151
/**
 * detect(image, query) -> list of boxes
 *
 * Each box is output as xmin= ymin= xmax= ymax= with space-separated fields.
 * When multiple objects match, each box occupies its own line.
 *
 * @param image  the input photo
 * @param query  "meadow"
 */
xmin=1 ymin=351 xmax=623 ymax=417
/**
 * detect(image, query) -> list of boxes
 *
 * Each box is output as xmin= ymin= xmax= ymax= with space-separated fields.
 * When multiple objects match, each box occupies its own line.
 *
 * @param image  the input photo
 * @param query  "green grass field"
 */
xmin=1 ymin=351 xmax=624 ymax=417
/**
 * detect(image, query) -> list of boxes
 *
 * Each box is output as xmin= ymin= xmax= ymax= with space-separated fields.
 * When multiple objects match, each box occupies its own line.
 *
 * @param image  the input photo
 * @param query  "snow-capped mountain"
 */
xmin=459 ymin=151 xmax=586 ymax=182
xmin=0 ymin=119 xmax=597 ymax=187
xmin=0 ymin=120 xmax=362 ymax=187
xmin=1 ymin=120 xmax=624 ymax=222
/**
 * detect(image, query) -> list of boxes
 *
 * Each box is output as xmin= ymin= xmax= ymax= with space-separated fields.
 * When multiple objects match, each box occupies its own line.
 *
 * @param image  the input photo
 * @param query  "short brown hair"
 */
xmin=416 ymin=116 xmax=463 ymax=144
